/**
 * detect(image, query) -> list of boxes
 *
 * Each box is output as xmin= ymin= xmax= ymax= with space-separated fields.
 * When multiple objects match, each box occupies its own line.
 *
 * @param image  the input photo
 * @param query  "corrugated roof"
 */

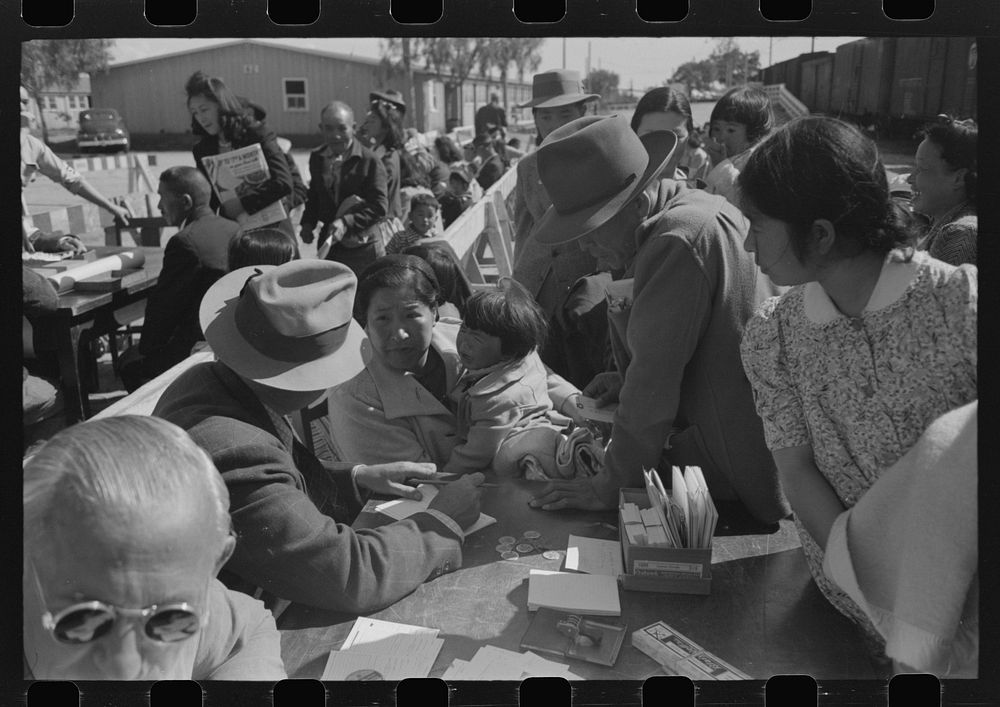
xmin=105 ymin=38 xmax=524 ymax=85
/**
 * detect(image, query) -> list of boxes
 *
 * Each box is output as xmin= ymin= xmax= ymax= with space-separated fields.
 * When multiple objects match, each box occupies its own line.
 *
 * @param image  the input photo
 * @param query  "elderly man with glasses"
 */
xmin=23 ymin=415 xmax=286 ymax=680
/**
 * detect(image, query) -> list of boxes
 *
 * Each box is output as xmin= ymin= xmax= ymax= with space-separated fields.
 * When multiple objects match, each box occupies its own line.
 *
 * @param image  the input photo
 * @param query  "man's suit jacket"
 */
xmin=153 ymin=361 xmax=463 ymax=614
xmin=138 ymin=206 xmax=240 ymax=363
xmin=300 ymin=140 xmax=388 ymax=237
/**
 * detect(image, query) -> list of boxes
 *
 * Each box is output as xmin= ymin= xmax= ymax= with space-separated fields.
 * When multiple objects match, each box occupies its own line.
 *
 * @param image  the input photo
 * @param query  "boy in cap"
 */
xmin=154 ymin=260 xmax=485 ymax=615
xmin=472 ymin=131 xmax=507 ymax=191
xmin=525 ymin=115 xmax=789 ymax=530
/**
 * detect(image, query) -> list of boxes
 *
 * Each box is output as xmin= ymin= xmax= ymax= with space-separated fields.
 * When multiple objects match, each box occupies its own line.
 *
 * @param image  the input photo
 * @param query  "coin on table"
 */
xmin=542 ymin=550 xmax=562 ymax=560
xmin=498 ymin=536 xmax=517 ymax=545
xmin=522 ymin=530 xmax=541 ymax=539
xmin=515 ymin=543 xmax=534 ymax=554
xmin=495 ymin=544 xmax=514 ymax=553
xmin=500 ymin=550 xmax=520 ymax=560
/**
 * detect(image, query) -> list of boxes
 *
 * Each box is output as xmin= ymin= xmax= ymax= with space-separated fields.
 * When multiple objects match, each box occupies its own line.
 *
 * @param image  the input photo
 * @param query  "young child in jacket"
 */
xmin=443 ymin=280 xmax=580 ymax=476
xmin=703 ymin=86 xmax=773 ymax=206
xmin=386 ymin=193 xmax=441 ymax=254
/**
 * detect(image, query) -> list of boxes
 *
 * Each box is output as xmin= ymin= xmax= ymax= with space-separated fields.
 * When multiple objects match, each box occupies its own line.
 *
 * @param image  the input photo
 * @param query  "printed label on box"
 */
xmin=642 ymin=626 xmax=700 ymax=660
xmin=633 ymin=560 xmax=703 ymax=576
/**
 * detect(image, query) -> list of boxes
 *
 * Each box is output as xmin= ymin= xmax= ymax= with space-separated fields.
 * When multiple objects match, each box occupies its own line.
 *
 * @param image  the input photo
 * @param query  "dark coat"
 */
xmin=138 ymin=206 xmax=240 ymax=366
xmin=153 ymin=361 xmax=463 ymax=614
xmin=192 ymin=120 xmax=294 ymax=217
xmin=300 ymin=139 xmax=388 ymax=236
xmin=475 ymin=154 xmax=505 ymax=191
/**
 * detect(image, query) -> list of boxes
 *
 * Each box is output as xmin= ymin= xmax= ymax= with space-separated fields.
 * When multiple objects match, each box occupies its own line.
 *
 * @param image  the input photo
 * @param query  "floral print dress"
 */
xmin=740 ymin=250 xmax=977 ymax=645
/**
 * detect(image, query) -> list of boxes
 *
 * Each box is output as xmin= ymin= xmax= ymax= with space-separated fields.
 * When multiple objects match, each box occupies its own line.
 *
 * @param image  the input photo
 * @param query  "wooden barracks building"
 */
xmin=90 ymin=39 xmax=533 ymax=144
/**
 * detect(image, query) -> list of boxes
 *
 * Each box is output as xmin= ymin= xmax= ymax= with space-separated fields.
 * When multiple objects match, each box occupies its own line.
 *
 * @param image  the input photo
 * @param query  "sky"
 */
xmin=110 ymin=36 xmax=863 ymax=93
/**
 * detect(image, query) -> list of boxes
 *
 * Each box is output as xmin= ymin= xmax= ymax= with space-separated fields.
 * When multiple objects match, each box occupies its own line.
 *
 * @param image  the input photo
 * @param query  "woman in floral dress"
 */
xmin=737 ymin=116 xmax=977 ymax=651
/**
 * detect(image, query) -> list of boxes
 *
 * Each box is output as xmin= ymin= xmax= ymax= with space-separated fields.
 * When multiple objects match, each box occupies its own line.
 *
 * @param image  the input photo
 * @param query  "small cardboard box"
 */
xmin=618 ymin=489 xmax=712 ymax=595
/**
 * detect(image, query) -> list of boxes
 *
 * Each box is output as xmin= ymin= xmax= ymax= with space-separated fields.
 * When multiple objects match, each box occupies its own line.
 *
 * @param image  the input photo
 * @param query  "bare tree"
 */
xmin=378 ymin=38 xmax=422 ymax=128
xmin=487 ymin=39 xmax=544 ymax=111
xmin=21 ymin=39 xmax=114 ymax=144
xmin=417 ymin=38 xmax=490 ymax=125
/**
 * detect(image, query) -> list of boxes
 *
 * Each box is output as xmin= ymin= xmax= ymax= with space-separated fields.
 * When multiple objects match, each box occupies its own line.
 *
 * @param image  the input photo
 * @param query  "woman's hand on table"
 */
xmin=353 ymin=461 xmax=439 ymax=500
xmin=529 ymin=475 xmax=615 ymax=511
xmin=34 ymin=232 xmax=86 ymax=255
xmin=427 ymin=472 xmax=486 ymax=530
xmin=582 ymin=372 xmax=623 ymax=407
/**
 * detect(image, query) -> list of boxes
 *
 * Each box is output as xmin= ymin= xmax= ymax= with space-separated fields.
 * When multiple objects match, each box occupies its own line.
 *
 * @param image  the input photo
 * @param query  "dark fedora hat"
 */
xmin=517 ymin=69 xmax=600 ymax=110
xmin=370 ymin=89 xmax=406 ymax=115
xmin=532 ymin=115 xmax=678 ymax=246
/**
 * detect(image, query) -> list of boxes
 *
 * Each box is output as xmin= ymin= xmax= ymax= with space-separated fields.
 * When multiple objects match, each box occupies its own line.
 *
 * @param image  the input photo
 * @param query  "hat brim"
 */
xmin=370 ymin=91 xmax=406 ymax=113
xmin=517 ymin=93 xmax=600 ymax=109
xmin=199 ymin=266 xmax=367 ymax=392
xmin=532 ymin=130 xmax=679 ymax=246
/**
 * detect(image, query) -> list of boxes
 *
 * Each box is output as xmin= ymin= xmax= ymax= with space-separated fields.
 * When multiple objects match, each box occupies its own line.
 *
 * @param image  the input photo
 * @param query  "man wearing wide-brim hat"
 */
xmin=154 ymin=260 xmax=485 ymax=614
xmin=369 ymin=88 xmax=406 ymax=115
xmin=527 ymin=115 xmax=790 ymax=529
xmin=509 ymin=69 xmax=602 ymax=387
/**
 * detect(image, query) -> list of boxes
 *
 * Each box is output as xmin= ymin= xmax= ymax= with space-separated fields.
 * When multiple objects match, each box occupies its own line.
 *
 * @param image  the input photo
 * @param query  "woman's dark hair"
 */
xmin=921 ymin=117 xmax=977 ymax=205
xmin=710 ymin=86 xmax=774 ymax=145
xmin=367 ymin=99 xmax=406 ymax=151
xmin=462 ymin=279 xmax=548 ymax=360
xmin=630 ymin=87 xmax=694 ymax=135
xmin=738 ymin=116 xmax=912 ymax=261
xmin=355 ymin=254 xmax=441 ymax=322
xmin=434 ymin=136 xmax=464 ymax=164
xmin=185 ymin=71 xmax=256 ymax=143
xmin=402 ymin=242 xmax=472 ymax=317
xmin=399 ymin=148 xmax=431 ymax=189
xmin=227 ymin=227 xmax=299 ymax=271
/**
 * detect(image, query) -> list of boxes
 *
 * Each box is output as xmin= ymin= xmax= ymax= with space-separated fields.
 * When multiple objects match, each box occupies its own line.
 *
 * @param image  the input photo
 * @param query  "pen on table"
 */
xmin=411 ymin=478 xmax=500 ymax=488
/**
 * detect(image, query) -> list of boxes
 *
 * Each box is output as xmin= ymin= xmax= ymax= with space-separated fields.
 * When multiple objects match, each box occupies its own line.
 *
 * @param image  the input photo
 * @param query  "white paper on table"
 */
xmin=573 ymin=396 xmax=618 ymax=423
xmin=683 ymin=466 xmax=703 ymax=549
xmin=322 ymin=636 xmax=443 ymax=680
xmin=374 ymin=484 xmax=497 ymax=535
xmin=565 ymin=535 xmax=624 ymax=577
xmin=441 ymin=658 xmax=475 ymax=680
xmin=469 ymin=645 xmax=577 ymax=680
xmin=527 ymin=569 xmax=621 ymax=616
xmin=342 ymin=617 xmax=438 ymax=650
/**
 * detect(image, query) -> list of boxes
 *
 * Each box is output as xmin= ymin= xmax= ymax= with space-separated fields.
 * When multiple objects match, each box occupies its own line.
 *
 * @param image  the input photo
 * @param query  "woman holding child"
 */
xmin=323 ymin=255 xmax=584 ymax=475
xmin=737 ymin=116 xmax=977 ymax=652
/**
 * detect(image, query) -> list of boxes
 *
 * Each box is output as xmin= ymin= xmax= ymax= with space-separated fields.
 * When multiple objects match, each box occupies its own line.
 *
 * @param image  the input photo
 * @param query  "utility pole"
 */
xmin=811 ymin=36 xmax=816 ymax=53
xmin=769 ymin=37 xmax=773 ymax=66
xmin=562 ymin=38 xmax=566 ymax=69
xmin=586 ymin=41 xmax=592 ymax=80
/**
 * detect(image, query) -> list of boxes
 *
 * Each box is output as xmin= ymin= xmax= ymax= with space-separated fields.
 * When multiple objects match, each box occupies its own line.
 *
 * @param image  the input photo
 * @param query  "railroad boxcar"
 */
xmin=830 ymin=38 xmax=895 ymax=119
xmin=799 ymin=52 xmax=833 ymax=113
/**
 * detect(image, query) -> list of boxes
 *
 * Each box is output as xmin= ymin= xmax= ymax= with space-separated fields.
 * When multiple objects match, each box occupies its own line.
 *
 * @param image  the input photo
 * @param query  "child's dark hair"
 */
xmin=631 ymin=87 xmax=694 ymax=135
xmin=738 ymin=116 xmax=912 ymax=261
xmin=185 ymin=71 xmax=256 ymax=143
xmin=227 ymin=227 xmax=299 ymax=271
xmin=409 ymin=192 xmax=439 ymax=213
xmin=462 ymin=279 xmax=547 ymax=360
xmin=355 ymin=254 xmax=441 ymax=322
xmin=710 ymin=86 xmax=773 ymax=145
xmin=434 ymin=135 xmax=463 ymax=163
xmin=403 ymin=242 xmax=472 ymax=317
xmin=921 ymin=117 xmax=977 ymax=205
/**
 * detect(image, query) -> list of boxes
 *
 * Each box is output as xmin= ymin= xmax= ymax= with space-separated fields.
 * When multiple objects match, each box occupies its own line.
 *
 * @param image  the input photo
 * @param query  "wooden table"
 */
xmin=278 ymin=478 xmax=884 ymax=682
xmin=26 ymin=246 xmax=163 ymax=423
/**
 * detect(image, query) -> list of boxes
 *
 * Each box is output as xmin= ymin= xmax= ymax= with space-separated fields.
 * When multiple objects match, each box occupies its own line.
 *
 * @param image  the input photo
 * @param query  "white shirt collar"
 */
xmin=803 ymin=250 xmax=922 ymax=324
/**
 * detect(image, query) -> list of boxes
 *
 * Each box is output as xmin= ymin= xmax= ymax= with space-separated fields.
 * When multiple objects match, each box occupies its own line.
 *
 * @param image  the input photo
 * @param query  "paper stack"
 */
xmin=373 ymin=484 xmax=497 ymax=535
xmin=321 ymin=618 xmax=443 ymax=680
xmin=441 ymin=644 xmax=581 ymax=680
xmin=526 ymin=569 xmax=621 ymax=616
xmin=633 ymin=467 xmax=718 ymax=549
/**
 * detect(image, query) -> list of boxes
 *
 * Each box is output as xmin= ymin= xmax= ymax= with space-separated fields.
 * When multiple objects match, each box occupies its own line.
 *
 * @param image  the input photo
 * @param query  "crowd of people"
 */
xmin=21 ymin=65 xmax=978 ymax=681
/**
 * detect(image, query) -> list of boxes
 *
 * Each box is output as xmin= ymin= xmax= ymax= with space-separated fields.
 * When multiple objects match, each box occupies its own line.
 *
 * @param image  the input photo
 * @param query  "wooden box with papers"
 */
xmin=618 ymin=487 xmax=712 ymax=595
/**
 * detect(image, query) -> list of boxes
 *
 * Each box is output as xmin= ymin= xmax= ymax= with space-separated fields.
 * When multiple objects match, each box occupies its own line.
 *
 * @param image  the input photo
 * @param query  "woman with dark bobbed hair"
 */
xmin=629 ymin=87 xmax=709 ymax=182
xmin=908 ymin=116 xmax=977 ymax=266
xmin=738 ymin=116 xmax=977 ymax=655
xmin=362 ymin=93 xmax=407 ymax=220
xmin=185 ymin=71 xmax=296 ymax=237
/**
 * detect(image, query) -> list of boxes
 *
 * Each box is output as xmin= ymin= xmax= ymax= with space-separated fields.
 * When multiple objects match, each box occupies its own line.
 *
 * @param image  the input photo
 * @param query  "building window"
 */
xmin=283 ymin=78 xmax=307 ymax=111
xmin=429 ymin=82 xmax=438 ymax=112
xmin=68 ymin=95 xmax=79 ymax=110
xmin=44 ymin=96 xmax=58 ymax=111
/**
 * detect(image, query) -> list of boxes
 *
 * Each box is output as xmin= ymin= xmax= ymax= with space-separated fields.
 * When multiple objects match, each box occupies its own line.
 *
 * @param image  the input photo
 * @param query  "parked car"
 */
xmin=77 ymin=108 xmax=130 ymax=152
